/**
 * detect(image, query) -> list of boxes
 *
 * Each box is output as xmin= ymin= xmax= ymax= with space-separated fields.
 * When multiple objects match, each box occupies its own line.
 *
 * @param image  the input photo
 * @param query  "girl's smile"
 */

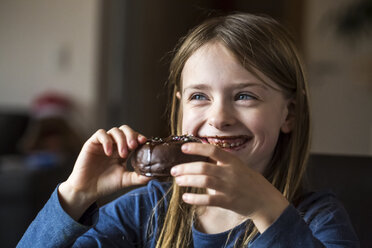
xmin=179 ymin=41 xmax=293 ymax=173
xmin=199 ymin=135 xmax=251 ymax=151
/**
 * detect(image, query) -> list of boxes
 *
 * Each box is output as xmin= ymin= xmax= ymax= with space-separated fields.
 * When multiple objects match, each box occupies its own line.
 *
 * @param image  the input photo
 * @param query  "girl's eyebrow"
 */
xmin=182 ymin=84 xmax=211 ymax=93
xmin=233 ymin=82 xmax=269 ymax=90
xmin=182 ymin=82 xmax=268 ymax=93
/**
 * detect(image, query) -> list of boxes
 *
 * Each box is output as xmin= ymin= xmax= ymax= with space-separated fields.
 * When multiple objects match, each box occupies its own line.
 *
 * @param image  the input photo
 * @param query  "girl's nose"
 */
xmin=207 ymin=102 xmax=236 ymax=129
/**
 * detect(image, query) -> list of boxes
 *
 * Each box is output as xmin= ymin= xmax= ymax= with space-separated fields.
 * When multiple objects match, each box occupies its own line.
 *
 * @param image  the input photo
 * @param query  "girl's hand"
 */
xmin=170 ymin=142 xmax=289 ymax=233
xmin=58 ymin=125 xmax=151 ymax=220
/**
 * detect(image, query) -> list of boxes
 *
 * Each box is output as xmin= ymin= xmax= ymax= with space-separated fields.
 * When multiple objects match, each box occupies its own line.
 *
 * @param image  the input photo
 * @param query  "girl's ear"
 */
xmin=281 ymin=99 xmax=296 ymax=133
xmin=176 ymin=92 xmax=181 ymax=99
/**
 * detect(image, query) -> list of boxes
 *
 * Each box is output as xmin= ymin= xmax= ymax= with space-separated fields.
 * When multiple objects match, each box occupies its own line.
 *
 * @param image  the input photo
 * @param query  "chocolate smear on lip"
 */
xmin=204 ymin=135 xmax=249 ymax=142
xmin=130 ymin=135 xmax=209 ymax=179
xmin=202 ymin=135 xmax=250 ymax=149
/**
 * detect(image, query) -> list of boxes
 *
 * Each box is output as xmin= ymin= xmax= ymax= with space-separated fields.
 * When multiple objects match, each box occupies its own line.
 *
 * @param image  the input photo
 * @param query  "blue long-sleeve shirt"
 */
xmin=17 ymin=180 xmax=359 ymax=247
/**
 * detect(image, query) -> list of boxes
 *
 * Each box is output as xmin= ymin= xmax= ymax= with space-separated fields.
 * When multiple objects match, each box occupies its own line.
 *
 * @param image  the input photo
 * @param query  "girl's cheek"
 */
xmin=182 ymin=116 xmax=194 ymax=133
xmin=182 ymin=109 xmax=202 ymax=134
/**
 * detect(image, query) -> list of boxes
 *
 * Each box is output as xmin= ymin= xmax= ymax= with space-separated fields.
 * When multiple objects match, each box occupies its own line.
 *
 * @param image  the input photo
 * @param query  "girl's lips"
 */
xmin=198 ymin=135 xmax=252 ymax=150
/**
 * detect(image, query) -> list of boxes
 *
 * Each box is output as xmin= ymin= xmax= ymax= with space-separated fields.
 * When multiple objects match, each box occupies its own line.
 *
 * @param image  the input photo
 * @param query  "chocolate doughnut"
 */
xmin=130 ymin=135 xmax=208 ymax=177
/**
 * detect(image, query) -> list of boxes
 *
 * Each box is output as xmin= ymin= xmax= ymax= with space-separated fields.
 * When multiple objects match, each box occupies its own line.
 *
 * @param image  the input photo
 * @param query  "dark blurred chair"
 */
xmin=0 ymin=111 xmax=29 ymax=155
xmin=0 ymin=109 xmax=73 ymax=247
xmin=305 ymin=153 xmax=372 ymax=248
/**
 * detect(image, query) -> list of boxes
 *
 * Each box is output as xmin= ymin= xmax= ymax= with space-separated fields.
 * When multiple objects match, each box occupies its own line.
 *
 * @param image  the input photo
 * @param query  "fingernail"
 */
xmin=181 ymin=144 xmax=189 ymax=152
xmin=170 ymin=167 xmax=177 ymax=176
xmin=182 ymin=194 xmax=189 ymax=201
xmin=129 ymin=140 xmax=136 ymax=148
xmin=106 ymin=146 xmax=112 ymax=155
xmin=121 ymin=148 xmax=127 ymax=157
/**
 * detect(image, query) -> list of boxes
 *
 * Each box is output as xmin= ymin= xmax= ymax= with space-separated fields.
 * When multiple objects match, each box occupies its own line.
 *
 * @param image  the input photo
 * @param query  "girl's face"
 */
xmin=179 ymin=42 xmax=293 ymax=173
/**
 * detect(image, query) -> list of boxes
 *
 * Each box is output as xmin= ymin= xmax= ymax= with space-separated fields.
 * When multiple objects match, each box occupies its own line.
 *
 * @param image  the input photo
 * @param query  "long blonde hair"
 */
xmin=155 ymin=13 xmax=311 ymax=247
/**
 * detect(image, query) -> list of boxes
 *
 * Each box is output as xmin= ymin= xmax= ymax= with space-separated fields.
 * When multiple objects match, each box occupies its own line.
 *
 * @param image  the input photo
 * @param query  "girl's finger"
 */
xmin=174 ymin=175 xmax=225 ymax=192
xmin=107 ymin=127 xmax=128 ymax=158
xmin=170 ymin=161 xmax=223 ymax=177
xmin=181 ymin=142 xmax=237 ymax=165
xmin=90 ymin=129 xmax=114 ymax=156
xmin=119 ymin=125 xmax=141 ymax=150
xmin=137 ymin=133 xmax=147 ymax=144
xmin=121 ymin=171 xmax=151 ymax=187
xmin=182 ymin=192 xmax=224 ymax=207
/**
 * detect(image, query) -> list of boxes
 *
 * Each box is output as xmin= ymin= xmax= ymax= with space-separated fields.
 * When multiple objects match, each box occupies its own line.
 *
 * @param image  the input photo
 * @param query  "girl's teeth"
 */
xmin=208 ymin=140 xmax=245 ymax=148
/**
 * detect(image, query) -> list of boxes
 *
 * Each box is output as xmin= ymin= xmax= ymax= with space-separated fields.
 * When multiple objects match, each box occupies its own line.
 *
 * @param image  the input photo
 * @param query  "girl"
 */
xmin=18 ymin=13 xmax=359 ymax=247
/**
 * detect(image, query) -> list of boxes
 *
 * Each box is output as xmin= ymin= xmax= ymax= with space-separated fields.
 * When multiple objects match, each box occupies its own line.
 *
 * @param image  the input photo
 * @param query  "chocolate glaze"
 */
xmin=130 ymin=135 xmax=208 ymax=177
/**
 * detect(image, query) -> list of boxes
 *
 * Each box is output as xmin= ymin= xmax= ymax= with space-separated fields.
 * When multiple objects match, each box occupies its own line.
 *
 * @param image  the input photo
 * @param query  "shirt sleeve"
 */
xmin=249 ymin=193 xmax=360 ymax=248
xmin=17 ymin=180 xmax=169 ymax=248
xmin=16 ymin=186 xmax=146 ymax=248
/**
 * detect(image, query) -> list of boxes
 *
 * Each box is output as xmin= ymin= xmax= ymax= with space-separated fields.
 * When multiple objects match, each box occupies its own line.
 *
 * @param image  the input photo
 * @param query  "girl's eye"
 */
xmin=235 ymin=93 xmax=256 ymax=101
xmin=190 ymin=94 xmax=208 ymax=100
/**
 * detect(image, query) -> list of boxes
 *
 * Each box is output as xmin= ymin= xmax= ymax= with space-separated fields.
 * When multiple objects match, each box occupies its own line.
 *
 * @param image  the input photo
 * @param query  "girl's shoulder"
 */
xmin=296 ymin=190 xmax=352 ymax=226
xmin=297 ymin=190 xmax=340 ymax=210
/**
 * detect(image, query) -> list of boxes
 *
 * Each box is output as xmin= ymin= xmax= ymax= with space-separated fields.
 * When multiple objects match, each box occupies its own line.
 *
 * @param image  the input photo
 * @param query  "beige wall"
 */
xmin=304 ymin=0 xmax=372 ymax=156
xmin=0 ymin=0 xmax=100 ymax=132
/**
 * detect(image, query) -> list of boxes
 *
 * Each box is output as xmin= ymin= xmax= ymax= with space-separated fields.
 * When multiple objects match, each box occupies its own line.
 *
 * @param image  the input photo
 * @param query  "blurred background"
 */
xmin=0 ymin=0 xmax=371 ymax=247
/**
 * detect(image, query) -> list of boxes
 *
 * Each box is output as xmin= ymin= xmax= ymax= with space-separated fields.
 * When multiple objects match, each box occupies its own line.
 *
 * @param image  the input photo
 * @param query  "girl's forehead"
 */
xmin=181 ymin=42 xmax=282 ymax=92
xmin=188 ymin=41 xmax=231 ymax=62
